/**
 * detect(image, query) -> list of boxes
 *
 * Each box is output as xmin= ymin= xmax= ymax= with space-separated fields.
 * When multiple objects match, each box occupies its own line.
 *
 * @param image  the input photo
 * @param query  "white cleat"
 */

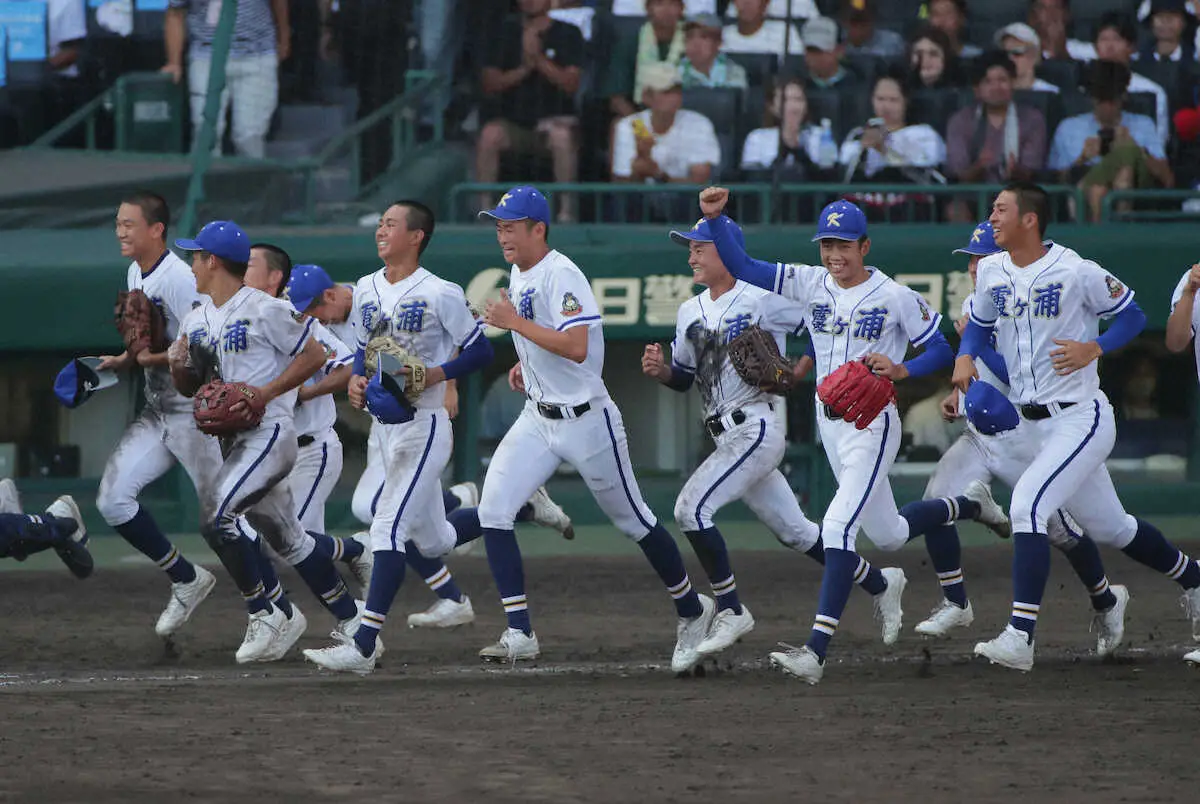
xmin=527 ymin=486 xmax=575 ymax=540
xmin=46 ymin=495 xmax=93 ymax=579
xmin=260 ymin=604 xmax=308 ymax=662
xmin=304 ymin=633 xmax=380 ymax=676
xmin=1184 ymin=649 xmax=1200 ymax=666
xmin=963 ymin=480 xmax=1011 ymax=539
xmin=1092 ymin=584 xmax=1129 ymax=657
xmin=769 ymin=643 xmax=824 ymax=685
xmin=974 ymin=625 xmax=1035 ymax=672
xmin=0 ymin=478 xmax=20 ymax=514
xmin=235 ymin=606 xmax=289 ymax=664
xmin=1181 ymin=586 xmax=1200 ymax=642
xmin=448 ymin=481 xmax=480 ymax=508
xmin=874 ymin=567 xmax=907 ymax=646
xmin=479 ymin=627 xmax=540 ymax=662
xmin=407 ymin=595 xmax=475 ymax=628
xmin=332 ymin=599 xmax=384 ymax=657
xmin=671 ymin=594 xmax=716 ymax=673
xmin=344 ymin=535 xmax=373 ymax=595
xmin=915 ymin=599 xmax=975 ymax=637
xmin=155 ymin=565 xmax=217 ymax=638
xmin=696 ymin=605 xmax=755 ymax=657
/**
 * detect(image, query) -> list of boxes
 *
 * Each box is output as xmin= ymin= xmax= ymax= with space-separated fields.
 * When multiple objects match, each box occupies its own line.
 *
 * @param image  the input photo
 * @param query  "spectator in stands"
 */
xmin=1119 ymin=352 xmax=1163 ymax=421
xmin=164 ymin=0 xmax=289 ymax=159
xmin=721 ymin=0 xmax=821 ymax=22
xmin=679 ymin=13 xmax=749 ymax=88
xmin=1140 ymin=0 xmax=1197 ymax=62
xmin=995 ymin=22 xmax=1061 ymax=94
xmin=419 ymin=0 xmax=463 ymax=126
xmin=946 ymin=53 xmax=1047 ymax=185
xmin=840 ymin=0 xmax=905 ymax=61
xmin=476 ymin=0 xmax=582 ymax=222
xmin=41 ymin=0 xmax=89 ymax=138
xmin=1029 ymin=0 xmax=1096 ymax=62
xmin=723 ymin=0 xmax=804 ymax=58
xmin=605 ymin=0 xmax=687 ymax=120
xmin=1048 ymin=61 xmax=1173 ymax=222
xmin=801 ymin=16 xmax=858 ymax=92
xmin=907 ymin=26 xmax=962 ymax=90
xmin=612 ymin=0 xmax=719 ymax=15
xmin=741 ymin=77 xmax=831 ymax=178
xmin=926 ymin=0 xmax=981 ymax=59
xmin=1093 ymin=12 xmax=1170 ymax=148
xmin=550 ymin=0 xmax=596 ymax=40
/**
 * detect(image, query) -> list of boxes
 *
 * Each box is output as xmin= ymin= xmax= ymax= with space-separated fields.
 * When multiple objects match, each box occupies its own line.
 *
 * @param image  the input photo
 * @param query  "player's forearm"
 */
xmin=298 ymin=364 xmax=351 ymax=402
xmin=1095 ymin=301 xmax=1146 ymax=354
xmin=708 ymin=215 xmax=777 ymax=292
xmin=165 ymin=9 xmax=187 ymax=68
xmin=263 ymin=339 xmax=326 ymax=401
xmin=977 ymin=344 xmax=1010 ymax=385
xmin=1165 ymin=297 xmax=1196 ymax=353
xmin=958 ymin=319 xmax=993 ymax=358
xmin=438 ymin=336 xmax=494 ymax=381
xmin=136 ymin=350 xmax=170 ymax=368
xmin=662 ymin=365 xmax=694 ymax=392
xmin=901 ymin=331 xmax=953 ymax=379
xmin=511 ymin=319 xmax=588 ymax=363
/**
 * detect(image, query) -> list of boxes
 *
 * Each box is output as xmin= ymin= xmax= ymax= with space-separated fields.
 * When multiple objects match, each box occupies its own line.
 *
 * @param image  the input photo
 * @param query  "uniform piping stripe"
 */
xmin=216 ymin=424 xmax=281 ymax=524
xmin=461 ymin=325 xmax=485 ymax=348
xmin=912 ymin=314 xmax=943 ymax=346
xmin=388 ymin=416 xmax=439 ymax=550
xmin=1029 ymin=401 xmax=1100 ymax=534
xmin=290 ymin=317 xmax=316 ymax=356
xmin=556 ymin=315 xmax=601 ymax=331
xmin=603 ymin=408 xmax=655 ymax=532
xmin=1099 ymin=289 xmax=1133 ymax=316
xmin=694 ymin=419 xmax=766 ymax=530
xmin=843 ymin=411 xmax=891 ymax=549
xmin=296 ymin=442 xmax=328 ymax=523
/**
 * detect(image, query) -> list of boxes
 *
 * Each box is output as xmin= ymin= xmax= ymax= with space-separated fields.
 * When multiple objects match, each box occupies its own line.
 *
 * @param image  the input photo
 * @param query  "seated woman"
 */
xmin=906 ymin=25 xmax=962 ymax=92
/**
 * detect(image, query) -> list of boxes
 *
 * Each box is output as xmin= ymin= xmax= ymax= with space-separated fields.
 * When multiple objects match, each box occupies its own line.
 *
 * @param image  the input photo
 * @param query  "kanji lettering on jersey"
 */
xmin=1032 ymin=283 xmax=1063 ymax=318
xmin=831 ymin=316 xmax=848 ymax=335
xmin=395 ymin=300 xmax=427 ymax=333
xmin=188 ymin=327 xmax=208 ymax=346
xmin=989 ymin=285 xmax=1013 ymax=316
xmin=223 ymin=319 xmax=250 ymax=352
xmin=853 ymin=307 xmax=888 ymax=341
xmin=643 ymin=274 xmax=695 ymax=327
xmin=361 ymin=301 xmax=379 ymax=333
xmin=723 ymin=313 xmax=752 ymax=343
xmin=518 ymin=288 xmax=536 ymax=320
xmin=810 ymin=303 xmax=832 ymax=333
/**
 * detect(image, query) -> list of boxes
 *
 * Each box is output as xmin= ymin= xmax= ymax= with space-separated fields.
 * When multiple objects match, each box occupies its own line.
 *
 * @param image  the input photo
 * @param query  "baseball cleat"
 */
xmin=479 ymin=627 xmax=540 ymax=662
xmin=344 ymin=534 xmax=373 ymax=595
xmin=1184 ymin=648 xmax=1200 ymax=666
xmin=155 ymin=565 xmax=217 ymax=637
xmin=528 ymin=486 xmax=574 ymax=540
xmin=235 ymin=606 xmax=288 ymax=664
xmin=407 ymin=595 xmax=475 ymax=628
xmin=874 ymin=567 xmax=907 ymax=645
xmin=671 ymin=594 xmax=716 ymax=673
xmin=915 ymin=599 xmax=974 ymax=637
xmin=0 ymin=477 xmax=20 ymax=514
xmin=332 ymin=599 xmax=384 ymax=657
xmin=1092 ymin=584 xmax=1129 ymax=658
xmin=769 ymin=643 xmax=824 ymax=685
xmin=304 ymin=635 xmax=380 ymax=676
xmin=963 ymin=480 xmax=1011 ymax=539
xmin=448 ymin=481 xmax=480 ymax=508
xmin=974 ymin=625 xmax=1035 ymax=672
xmin=259 ymin=603 xmax=308 ymax=662
xmin=46 ymin=495 xmax=93 ymax=579
xmin=696 ymin=604 xmax=755 ymax=657
xmin=1181 ymin=586 xmax=1200 ymax=642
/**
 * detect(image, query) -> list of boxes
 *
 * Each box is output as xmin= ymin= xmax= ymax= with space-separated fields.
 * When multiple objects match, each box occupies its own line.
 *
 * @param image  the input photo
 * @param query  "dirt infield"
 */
xmin=2 ymin=542 xmax=1199 ymax=803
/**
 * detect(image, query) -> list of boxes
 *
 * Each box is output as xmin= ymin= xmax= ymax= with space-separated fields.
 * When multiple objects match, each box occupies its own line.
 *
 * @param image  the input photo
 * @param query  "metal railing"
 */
xmin=28 ymin=72 xmax=183 ymax=152
xmin=1101 ymin=189 xmax=1200 ymax=223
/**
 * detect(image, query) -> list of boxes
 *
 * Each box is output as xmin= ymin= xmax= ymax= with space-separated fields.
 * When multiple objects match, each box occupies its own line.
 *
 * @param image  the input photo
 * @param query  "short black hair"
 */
xmin=201 ymin=251 xmax=249 ymax=280
xmin=523 ymin=219 xmax=551 ymax=243
xmin=1095 ymin=11 xmax=1137 ymax=45
xmin=974 ymin=50 xmax=1016 ymax=83
xmin=120 ymin=190 xmax=170 ymax=238
xmin=251 ymin=242 xmax=293 ymax=297
xmin=873 ymin=68 xmax=910 ymax=99
xmin=1002 ymin=181 xmax=1050 ymax=238
xmin=389 ymin=199 xmax=436 ymax=255
xmin=1088 ymin=59 xmax=1131 ymax=101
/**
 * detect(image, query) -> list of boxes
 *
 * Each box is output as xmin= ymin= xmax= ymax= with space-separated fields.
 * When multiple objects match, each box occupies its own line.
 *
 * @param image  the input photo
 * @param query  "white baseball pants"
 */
xmin=291 ymin=429 xmax=343 ymax=533
xmin=368 ymin=409 xmax=456 ymax=557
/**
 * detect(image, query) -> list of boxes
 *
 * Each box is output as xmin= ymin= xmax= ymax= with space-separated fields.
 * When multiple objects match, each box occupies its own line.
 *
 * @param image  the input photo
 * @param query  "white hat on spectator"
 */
xmin=641 ymin=62 xmax=684 ymax=93
xmin=801 ymin=17 xmax=840 ymax=52
xmin=993 ymin=22 xmax=1041 ymax=50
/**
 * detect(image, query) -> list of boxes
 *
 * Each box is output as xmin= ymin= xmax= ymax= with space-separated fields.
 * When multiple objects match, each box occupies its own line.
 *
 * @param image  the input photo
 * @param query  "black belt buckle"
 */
xmin=538 ymin=401 xmax=591 ymax=420
xmin=705 ymin=409 xmax=746 ymax=438
xmin=823 ymin=404 xmax=840 ymax=420
xmin=1021 ymin=401 xmax=1076 ymax=421
xmin=297 ymin=434 xmax=316 ymax=447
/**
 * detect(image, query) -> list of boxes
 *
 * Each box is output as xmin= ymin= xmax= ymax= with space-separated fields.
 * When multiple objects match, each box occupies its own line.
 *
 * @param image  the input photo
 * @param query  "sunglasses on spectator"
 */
xmin=1005 ymin=47 xmax=1029 ymax=56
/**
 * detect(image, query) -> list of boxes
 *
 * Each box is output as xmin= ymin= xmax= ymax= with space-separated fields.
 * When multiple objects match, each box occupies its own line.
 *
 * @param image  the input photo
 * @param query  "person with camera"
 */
xmin=1047 ymin=61 xmax=1173 ymax=223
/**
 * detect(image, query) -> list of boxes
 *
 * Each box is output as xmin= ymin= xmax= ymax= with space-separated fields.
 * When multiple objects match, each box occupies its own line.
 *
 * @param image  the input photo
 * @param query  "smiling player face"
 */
xmin=375 ymin=204 xmax=421 ymax=265
xmin=818 ymin=238 xmax=870 ymax=286
xmin=688 ymin=241 xmax=730 ymax=289
xmin=115 ymin=202 xmax=161 ymax=261
xmin=988 ymin=190 xmax=1021 ymax=248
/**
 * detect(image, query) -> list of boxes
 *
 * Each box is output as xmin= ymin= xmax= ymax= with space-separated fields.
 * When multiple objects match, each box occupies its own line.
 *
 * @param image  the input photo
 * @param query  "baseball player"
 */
xmin=915 ymin=222 xmax=1131 ymax=658
xmin=172 ymin=220 xmax=361 ymax=664
xmin=302 ymin=200 xmax=494 ymax=674
xmin=698 ymin=188 xmax=1010 ymax=685
xmin=641 ymin=215 xmax=908 ymax=660
xmin=0 ymin=478 xmax=92 ymax=578
xmin=1164 ymin=258 xmax=1200 ymax=667
xmin=460 ymin=185 xmax=710 ymax=672
xmin=954 ymin=181 xmax=1200 ymax=671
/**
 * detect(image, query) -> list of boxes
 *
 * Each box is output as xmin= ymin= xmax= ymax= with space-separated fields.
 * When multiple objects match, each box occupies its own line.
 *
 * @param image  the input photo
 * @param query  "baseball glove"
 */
xmin=727 ymin=325 xmax=798 ymax=395
xmin=193 ymin=380 xmax=267 ymax=436
xmin=168 ymin=337 xmax=220 ymax=397
xmin=816 ymin=359 xmax=896 ymax=430
xmin=364 ymin=336 xmax=427 ymax=397
xmin=114 ymin=290 xmax=168 ymax=356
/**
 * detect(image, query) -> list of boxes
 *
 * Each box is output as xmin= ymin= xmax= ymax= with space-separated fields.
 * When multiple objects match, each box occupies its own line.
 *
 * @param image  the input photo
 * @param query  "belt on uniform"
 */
xmin=822 ymin=404 xmax=841 ymax=420
xmin=1020 ymin=401 xmax=1076 ymax=421
xmin=705 ymin=403 xmax=773 ymax=438
xmin=297 ymin=434 xmax=316 ymax=447
xmin=536 ymin=401 xmax=591 ymax=420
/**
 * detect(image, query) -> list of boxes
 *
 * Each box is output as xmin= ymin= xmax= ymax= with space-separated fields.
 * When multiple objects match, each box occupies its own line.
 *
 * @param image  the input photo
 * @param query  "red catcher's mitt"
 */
xmin=193 ymin=380 xmax=268 ymax=436
xmin=114 ymin=289 xmax=168 ymax=356
xmin=817 ymin=359 xmax=896 ymax=430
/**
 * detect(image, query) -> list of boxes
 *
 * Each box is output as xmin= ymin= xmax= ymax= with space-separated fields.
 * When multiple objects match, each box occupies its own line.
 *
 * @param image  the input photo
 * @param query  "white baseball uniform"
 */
xmin=1170 ymin=270 xmax=1200 ymax=377
xmin=351 ymin=267 xmax=479 ymax=557
xmin=968 ymin=243 xmax=1138 ymax=546
xmin=669 ymin=280 xmax=820 ymax=550
xmin=97 ymin=252 xmax=225 ymax=528
xmin=763 ymin=262 xmax=943 ymax=552
xmin=291 ymin=322 xmax=352 ymax=533
xmin=477 ymin=249 xmax=657 ymax=537
xmin=180 ymin=286 xmax=318 ymax=564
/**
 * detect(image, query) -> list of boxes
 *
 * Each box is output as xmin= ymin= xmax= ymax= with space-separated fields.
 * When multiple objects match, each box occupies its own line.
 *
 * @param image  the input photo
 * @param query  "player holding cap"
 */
xmin=699 ymin=187 xmax=1009 ymax=684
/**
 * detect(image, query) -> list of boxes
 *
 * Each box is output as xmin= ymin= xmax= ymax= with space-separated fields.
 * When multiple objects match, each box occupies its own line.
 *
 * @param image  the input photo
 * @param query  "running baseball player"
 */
xmin=953 ymin=181 xmax=1200 ymax=671
xmin=172 ymin=220 xmax=362 ymax=663
xmin=641 ymin=215 xmax=908 ymax=661
xmin=0 ymin=478 xmax=92 ymax=578
xmin=302 ymin=200 xmax=494 ymax=674
xmin=1164 ymin=258 xmax=1200 ymax=667
xmin=915 ymin=222 xmax=1131 ymax=658
xmin=698 ymin=188 xmax=1010 ymax=685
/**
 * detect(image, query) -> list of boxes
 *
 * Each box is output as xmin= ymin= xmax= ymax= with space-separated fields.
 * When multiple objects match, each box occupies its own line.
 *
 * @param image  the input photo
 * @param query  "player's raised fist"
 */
xmin=348 ymin=374 xmax=368 ymax=409
xmin=641 ymin=343 xmax=669 ymax=380
xmin=1188 ymin=263 xmax=1200 ymax=292
xmin=699 ymin=187 xmax=729 ymax=219
xmin=484 ymin=291 xmax=520 ymax=332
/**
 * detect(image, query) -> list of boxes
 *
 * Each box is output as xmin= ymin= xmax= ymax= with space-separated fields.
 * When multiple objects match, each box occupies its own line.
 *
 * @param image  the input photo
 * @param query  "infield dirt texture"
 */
xmin=2 ymin=536 xmax=1198 ymax=803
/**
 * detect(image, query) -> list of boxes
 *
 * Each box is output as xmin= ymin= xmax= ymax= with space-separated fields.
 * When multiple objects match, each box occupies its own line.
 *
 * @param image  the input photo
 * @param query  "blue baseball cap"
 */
xmin=953 ymin=221 xmax=1001 ymax=256
xmin=669 ymin=215 xmax=745 ymax=249
xmin=286 ymin=264 xmax=335 ymax=313
xmin=811 ymin=200 xmax=868 ymax=242
xmin=964 ymin=381 xmax=1019 ymax=436
xmin=477 ymin=185 xmax=551 ymax=225
xmin=365 ymin=367 xmax=415 ymax=425
xmin=54 ymin=357 xmax=118 ymax=409
xmin=175 ymin=221 xmax=251 ymax=264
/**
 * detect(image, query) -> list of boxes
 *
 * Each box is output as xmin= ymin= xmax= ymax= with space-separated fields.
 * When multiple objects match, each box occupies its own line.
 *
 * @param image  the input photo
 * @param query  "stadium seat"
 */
xmin=1132 ymin=60 xmax=1186 ymax=111
xmin=725 ymin=52 xmax=779 ymax=87
xmin=805 ymin=88 xmax=842 ymax=140
xmin=743 ymin=85 xmax=767 ymax=136
xmin=1070 ymin=0 xmax=1139 ymax=42
xmin=907 ymin=87 xmax=971 ymax=137
xmin=965 ymin=0 xmax=1028 ymax=50
xmin=1014 ymin=88 xmax=1065 ymax=137
xmin=1037 ymin=59 xmax=1082 ymax=93
xmin=844 ymin=53 xmax=883 ymax=86
xmin=873 ymin=0 xmax=924 ymax=40
xmin=1125 ymin=91 xmax=1158 ymax=125
xmin=682 ymin=86 xmax=742 ymax=134
xmin=0 ymin=0 xmax=50 ymax=87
